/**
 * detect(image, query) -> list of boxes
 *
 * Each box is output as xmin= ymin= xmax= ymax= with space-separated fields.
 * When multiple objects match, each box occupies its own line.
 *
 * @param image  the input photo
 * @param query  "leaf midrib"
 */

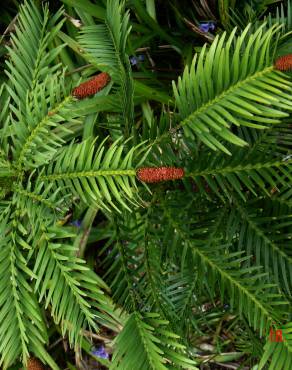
xmin=40 ymin=169 xmax=136 ymax=181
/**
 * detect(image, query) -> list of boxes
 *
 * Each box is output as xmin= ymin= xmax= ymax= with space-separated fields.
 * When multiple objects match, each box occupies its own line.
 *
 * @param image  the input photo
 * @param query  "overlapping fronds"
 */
xmin=3 ymin=1 xmax=73 ymax=167
xmin=173 ymin=24 xmax=292 ymax=154
xmin=190 ymin=243 xmax=287 ymax=336
xmin=33 ymin=226 xmax=111 ymax=349
xmin=226 ymin=199 xmax=292 ymax=295
xmin=12 ymin=175 xmax=69 ymax=228
xmin=259 ymin=322 xmax=292 ymax=369
xmin=1 ymin=0 xmax=292 ymax=368
xmin=239 ymin=121 xmax=292 ymax=157
xmin=78 ymin=0 xmax=134 ymax=135
xmin=39 ymin=137 xmax=141 ymax=212
xmin=266 ymin=0 xmax=292 ymax=35
xmin=11 ymin=72 xmax=76 ymax=170
xmin=0 ymin=210 xmax=57 ymax=369
xmin=149 ymin=193 xmax=288 ymax=336
xmin=78 ymin=0 xmax=130 ymax=80
xmin=4 ymin=1 xmax=65 ymax=105
xmin=229 ymin=0 xmax=292 ymax=35
xmin=162 ymin=269 xmax=197 ymax=323
xmin=102 ymin=213 xmax=146 ymax=310
xmin=0 ymin=83 xmax=10 ymax=149
xmin=185 ymin=149 xmax=292 ymax=201
xmin=111 ymin=312 xmax=198 ymax=370
xmin=102 ymin=210 xmax=176 ymax=318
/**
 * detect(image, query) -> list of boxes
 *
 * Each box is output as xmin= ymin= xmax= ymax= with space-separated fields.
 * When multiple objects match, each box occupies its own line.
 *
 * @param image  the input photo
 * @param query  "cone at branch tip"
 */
xmin=27 ymin=357 xmax=45 ymax=370
xmin=274 ymin=54 xmax=292 ymax=71
xmin=72 ymin=72 xmax=111 ymax=99
xmin=137 ymin=167 xmax=185 ymax=183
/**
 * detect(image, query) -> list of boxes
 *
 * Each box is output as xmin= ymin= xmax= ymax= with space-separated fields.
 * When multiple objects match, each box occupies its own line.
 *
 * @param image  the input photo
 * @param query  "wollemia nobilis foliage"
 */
xmin=0 ymin=0 xmax=292 ymax=369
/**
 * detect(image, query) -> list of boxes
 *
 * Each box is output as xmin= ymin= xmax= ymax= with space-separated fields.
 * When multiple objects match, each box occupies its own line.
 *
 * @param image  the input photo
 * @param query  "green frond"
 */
xmin=266 ymin=0 xmax=292 ymax=36
xmin=237 ymin=121 xmax=292 ymax=158
xmin=150 ymin=193 xmax=287 ymax=337
xmin=263 ymin=123 xmax=292 ymax=155
xmin=101 ymin=212 xmax=147 ymax=310
xmin=78 ymin=0 xmax=134 ymax=135
xmin=226 ymin=198 xmax=292 ymax=295
xmin=186 ymin=150 xmax=292 ymax=201
xmin=10 ymin=71 xmax=76 ymax=170
xmin=3 ymin=1 xmax=76 ymax=169
xmin=4 ymin=0 xmax=64 ymax=110
xmin=0 ymin=83 xmax=11 ymax=152
xmin=111 ymin=312 xmax=198 ymax=370
xmin=173 ymin=24 xmax=292 ymax=154
xmin=142 ymin=237 xmax=174 ymax=316
xmin=5 ymin=1 xmax=65 ymax=100
xmin=102 ymin=210 xmax=179 ymax=319
xmin=190 ymin=242 xmax=288 ymax=336
xmin=140 ymin=111 xmax=188 ymax=168
xmin=104 ymin=240 xmax=141 ymax=309
xmin=39 ymin=137 xmax=141 ymax=213
xmin=78 ymin=0 xmax=130 ymax=80
xmin=0 ymin=211 xmax=49 ymax=369
xmin=1 ymin=0 xmax=292 ymax=368
xmin=234 ymin=319 xmax=264 ymax=361
xmin=33 ymin=226 xmax=110 ymax=349
xmin=12 ymin=175 xmax=70 ymax=228
xmin=258 ymin=322 xmax=292 ymax=370
xmin=163 ymin=269 xmax=197 ymax=322
xmin=0 ymin=153 xmax=18 ymax=199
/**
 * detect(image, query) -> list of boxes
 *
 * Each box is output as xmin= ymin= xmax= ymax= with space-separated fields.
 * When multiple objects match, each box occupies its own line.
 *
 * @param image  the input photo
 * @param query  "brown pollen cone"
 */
xmin=27 ymin=357 xmax=45 ymax=370
xmin=137 ymin=167 xmax=185 ymax=183
xmin=72 ymin=72 xmax=111 ymax=99
xmin=274 ymin=54 xmax=292 ymax=71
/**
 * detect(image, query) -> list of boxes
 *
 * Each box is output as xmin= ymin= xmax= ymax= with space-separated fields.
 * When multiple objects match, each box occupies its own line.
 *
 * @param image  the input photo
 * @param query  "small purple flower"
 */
xmin=130 ymin=55 xmax=145 ymax=66
xmin=92 ymin=346 xmax=109 ymax=360
xmin=130 ymin=56 xmax=138 ymax=66
xmin=199 ymin=22 xmax=215 ymax=33
xmin=70 ymin=220 xmax=82 ymax=228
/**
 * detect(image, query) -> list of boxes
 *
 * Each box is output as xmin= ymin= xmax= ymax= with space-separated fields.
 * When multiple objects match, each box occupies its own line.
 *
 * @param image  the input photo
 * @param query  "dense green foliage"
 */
xmin=0 ymin=0 xmax=292 ymax=369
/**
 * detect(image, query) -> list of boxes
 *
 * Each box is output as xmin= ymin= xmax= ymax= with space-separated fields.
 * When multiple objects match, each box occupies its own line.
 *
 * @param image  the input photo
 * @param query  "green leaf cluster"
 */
xmin=0 ymin=0 xmax=292 ymax=369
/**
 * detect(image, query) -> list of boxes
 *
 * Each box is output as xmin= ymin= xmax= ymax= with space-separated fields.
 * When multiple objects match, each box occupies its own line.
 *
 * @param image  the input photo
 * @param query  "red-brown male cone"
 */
xmin=274 ymin=54 xmax=292 ymax=72
xmin=72 ymin=72 xmax=111 ymax=99
xmin=27 ymin=357 xmax=45 ymax=370
xmin=137 ymin=167 xmax=185 ymax=183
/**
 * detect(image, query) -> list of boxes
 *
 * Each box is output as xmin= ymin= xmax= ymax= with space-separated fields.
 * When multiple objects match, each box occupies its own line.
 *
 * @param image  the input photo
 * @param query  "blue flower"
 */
xmin=92 ymin=346 xmax=109 ymax=360
xmin=70 ymin=220 xmax=82 ymax=228
xmin=199 ymin=22 xmax=215 ymax=33
xmin=130 ymin=55 xmax=145 ymax=66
